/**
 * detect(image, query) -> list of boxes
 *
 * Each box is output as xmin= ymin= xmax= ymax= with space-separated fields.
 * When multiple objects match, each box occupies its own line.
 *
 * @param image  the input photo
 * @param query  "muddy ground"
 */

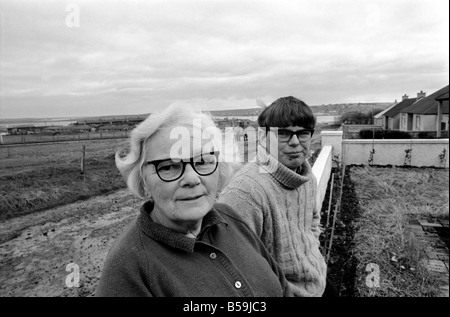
xmin=0 ymin=189 xmax=141 ymax=297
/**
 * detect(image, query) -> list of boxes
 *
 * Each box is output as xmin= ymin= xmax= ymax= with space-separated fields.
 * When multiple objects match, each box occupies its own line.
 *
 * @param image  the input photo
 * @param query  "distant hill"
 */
xmin=206 ymin=108 xmax=263 ymax=117
xmin=207 ymin=102 xmax=395 ymax=117
xmin=311 ymin=102 xmax=395 ymax=115
xmin=1 ymin=102 xmax=395 ymax=126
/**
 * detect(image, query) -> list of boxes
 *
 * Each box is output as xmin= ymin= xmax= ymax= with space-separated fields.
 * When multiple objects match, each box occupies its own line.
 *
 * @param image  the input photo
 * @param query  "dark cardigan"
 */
xmin=95 ymin=202 xmax=291 ymax=297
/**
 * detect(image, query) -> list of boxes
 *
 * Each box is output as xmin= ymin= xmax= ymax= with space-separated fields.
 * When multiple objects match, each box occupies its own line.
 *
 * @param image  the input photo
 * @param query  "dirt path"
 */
xmin=0 ymin=189 xmax=141 ymax=297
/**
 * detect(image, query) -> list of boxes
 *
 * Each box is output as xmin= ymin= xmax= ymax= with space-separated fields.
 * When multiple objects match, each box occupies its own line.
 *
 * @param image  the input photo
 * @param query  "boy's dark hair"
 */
xmin=257 ymin=96 xmax=316 ymax=129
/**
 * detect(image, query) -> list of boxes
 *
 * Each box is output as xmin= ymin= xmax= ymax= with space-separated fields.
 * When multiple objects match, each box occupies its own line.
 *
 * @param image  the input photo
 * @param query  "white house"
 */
xmin=398 ymin=85 xmax=449 ymax=136
xmin=383 ymin=94 xmax=417 ymax=130
xmin=373 ymin=103 xmax=397 ymax=128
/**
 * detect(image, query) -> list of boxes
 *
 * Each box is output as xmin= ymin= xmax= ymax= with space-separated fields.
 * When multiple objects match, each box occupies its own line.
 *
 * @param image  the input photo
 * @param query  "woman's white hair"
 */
xmin=116 ymin=104 xmax=242 ymax=199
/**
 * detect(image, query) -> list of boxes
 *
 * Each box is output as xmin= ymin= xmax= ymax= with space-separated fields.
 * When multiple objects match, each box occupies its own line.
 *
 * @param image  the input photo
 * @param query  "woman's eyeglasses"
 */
xmin=146 ymin=151 xmax=219 ymax=182
xmin=274 ymin=128 xmax=314 ymax=143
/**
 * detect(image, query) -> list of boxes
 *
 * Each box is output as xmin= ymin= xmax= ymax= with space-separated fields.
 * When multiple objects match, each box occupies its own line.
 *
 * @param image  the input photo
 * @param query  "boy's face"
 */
xmin=263 ymin=126 xmax=312 ymax=171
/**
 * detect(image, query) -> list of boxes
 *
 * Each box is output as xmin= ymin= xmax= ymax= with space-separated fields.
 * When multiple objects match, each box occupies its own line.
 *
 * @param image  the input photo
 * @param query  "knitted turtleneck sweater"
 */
xmin=219 ymin=146 xmax=327 ymax=297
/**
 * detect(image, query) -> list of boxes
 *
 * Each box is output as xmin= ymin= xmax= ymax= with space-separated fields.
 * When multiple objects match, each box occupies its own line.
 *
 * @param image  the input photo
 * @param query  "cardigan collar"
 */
xmin=256 ymin=145 xmax=312 ymax=189
xmin=137 ymin=200 xmax=228 ymax=253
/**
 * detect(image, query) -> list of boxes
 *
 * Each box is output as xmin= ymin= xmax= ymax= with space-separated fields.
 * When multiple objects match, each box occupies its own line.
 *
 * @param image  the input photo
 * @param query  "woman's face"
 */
xmin=142 ymin=125 xmax=220 ymax=227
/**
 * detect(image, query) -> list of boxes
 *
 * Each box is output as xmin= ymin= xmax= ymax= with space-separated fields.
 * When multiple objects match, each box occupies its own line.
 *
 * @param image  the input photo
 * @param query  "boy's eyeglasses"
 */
xmin=146 ymin=151 xmax=219 ymax=182
xmin=274 ymin=128 xmax=315 ymax=143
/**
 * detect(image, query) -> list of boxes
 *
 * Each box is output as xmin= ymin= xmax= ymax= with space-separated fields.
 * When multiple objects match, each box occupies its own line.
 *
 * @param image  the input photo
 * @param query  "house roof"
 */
xmin=374 ymin=103 xmax=396 ymax=118
xmin=68 ymin=125 xmax=92 ymax=130
xmin=435 ymin=91 xmax=449 ymax=101
xmin=43 ymin=126 xmax=68 ymax=130
xmin=44 ymin=125 xmax=92 ymax=130
xmin=383 ymin=98 xmax=417 ymax=117
xmin=401 ymin=85 xmax=449 ymax=115
xmin=97 ymin=124 xmax=129 ymax=130
xmin=8 ymin=124 xmax=37 ymax=129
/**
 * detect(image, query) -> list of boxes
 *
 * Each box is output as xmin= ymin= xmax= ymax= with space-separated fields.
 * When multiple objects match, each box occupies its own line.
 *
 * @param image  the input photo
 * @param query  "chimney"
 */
xmin=402 ymin=94 xmax=409 ymax=101
xmin=417 ymin=90 xmax=426 ymax=99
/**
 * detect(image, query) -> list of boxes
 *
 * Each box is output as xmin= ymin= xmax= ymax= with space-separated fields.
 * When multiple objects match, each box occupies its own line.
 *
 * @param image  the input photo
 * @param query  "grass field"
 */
xmin=0 ymin=130 xmax=325 ymax=297
xmin=321 ymin=165 xmax=449 ymax=297
xmin=0 ymin=126 xmax=325 ymax=221
xmin=0 ymin=139 xmax=129 ymax=220
xmin=347 ymin=166 xmax=448 ymax=296
xmin=1 ymin=131 xmax=128 ymax=145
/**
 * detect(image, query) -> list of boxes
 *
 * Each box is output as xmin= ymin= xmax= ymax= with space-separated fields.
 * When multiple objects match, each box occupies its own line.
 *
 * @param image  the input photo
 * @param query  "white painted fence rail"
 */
xmin=321 ymin=131 xmax=449 ymax=168
xmin=312 ymin=131 xmax=449 ymax=213
xmin=312 ymin=145 xmax=333 ymax=213
xmin=341 ymin=139 xmax=449 ymax=167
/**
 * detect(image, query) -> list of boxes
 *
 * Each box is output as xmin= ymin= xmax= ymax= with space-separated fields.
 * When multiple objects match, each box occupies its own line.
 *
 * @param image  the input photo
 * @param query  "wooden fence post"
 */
xmin=326 ymin=165 xmax=346 ymax=265
xmin=325 ymin=173 xmax=335 ymax=229
xmin=81 ymin=145 xmax=86 ymax=174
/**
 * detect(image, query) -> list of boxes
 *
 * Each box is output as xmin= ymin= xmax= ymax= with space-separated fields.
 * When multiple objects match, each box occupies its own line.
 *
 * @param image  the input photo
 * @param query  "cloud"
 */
xmin=0 ymin=0 xmax=448 ymax=118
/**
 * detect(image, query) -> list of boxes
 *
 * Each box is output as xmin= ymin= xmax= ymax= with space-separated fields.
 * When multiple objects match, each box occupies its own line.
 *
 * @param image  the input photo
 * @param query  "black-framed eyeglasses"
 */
xmin=272 ymin=128 xmax=315 ymax=143
xmin=146 ymin=151 xmax=220 ymax=182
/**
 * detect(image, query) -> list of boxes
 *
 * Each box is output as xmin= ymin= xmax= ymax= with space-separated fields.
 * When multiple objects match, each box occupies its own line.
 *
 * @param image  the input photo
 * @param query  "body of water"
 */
xmin=213 ymin=115 xmax=340 ymax=123
xmin=0 ymin=120 xmax=77 ymax=129
xmin=1 ymin=115 xmax=340 ymax=129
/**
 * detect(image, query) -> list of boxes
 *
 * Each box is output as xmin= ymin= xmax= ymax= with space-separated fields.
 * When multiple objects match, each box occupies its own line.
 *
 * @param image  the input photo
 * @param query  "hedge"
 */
xmin=359 ymin=129 xmax=412 ymax=139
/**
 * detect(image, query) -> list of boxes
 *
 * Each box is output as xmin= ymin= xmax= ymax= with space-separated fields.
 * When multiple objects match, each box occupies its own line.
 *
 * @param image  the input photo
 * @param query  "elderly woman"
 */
xmin=95 ymin=105 xmax=290 ymax=297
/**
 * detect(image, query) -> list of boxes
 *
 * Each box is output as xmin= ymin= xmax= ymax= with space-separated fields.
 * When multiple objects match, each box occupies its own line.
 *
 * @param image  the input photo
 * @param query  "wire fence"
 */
xmin=0 ymin=131 xmax=129 ymax=146
xmin=0 ymin=138 xmax=129 ymax=172
xmin=343 ymin=126 xmax=449 ymax=140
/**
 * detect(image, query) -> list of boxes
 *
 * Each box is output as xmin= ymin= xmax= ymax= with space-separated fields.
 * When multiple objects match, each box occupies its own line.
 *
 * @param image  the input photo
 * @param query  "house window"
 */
xmin=416 ymin=116 xmax=421 ymax=129
xmin=402 ymin=114 xmax=407 ymax=128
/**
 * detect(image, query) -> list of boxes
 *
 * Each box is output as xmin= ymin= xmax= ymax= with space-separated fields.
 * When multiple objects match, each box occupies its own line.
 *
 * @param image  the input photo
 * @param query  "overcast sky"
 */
xmin=0 ymin=0 xmax=448 ymax=119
